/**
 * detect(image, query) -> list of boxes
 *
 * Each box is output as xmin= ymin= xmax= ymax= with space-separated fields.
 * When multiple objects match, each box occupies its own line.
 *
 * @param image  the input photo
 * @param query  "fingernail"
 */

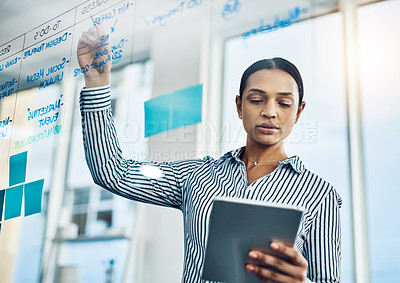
xmin=271 ymin=242 xmax=279 ymax=250
xmin=246 ymin=264 xmax=255 ymax=272
xmin=249 ymin=251 xmax=258 ymax=259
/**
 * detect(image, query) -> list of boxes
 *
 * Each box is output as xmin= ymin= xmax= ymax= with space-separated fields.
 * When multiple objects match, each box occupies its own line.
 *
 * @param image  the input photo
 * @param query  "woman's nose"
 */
xmin=261 ymin=101 xmax=277 ymax=118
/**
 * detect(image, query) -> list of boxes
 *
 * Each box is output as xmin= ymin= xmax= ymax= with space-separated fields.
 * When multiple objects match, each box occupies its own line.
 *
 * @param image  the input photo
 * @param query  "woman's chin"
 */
xmin=250 ymin=138 xmax=283 ymax=147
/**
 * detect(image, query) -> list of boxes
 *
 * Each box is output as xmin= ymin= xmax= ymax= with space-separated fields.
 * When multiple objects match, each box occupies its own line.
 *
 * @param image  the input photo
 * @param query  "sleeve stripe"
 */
xmin=80 ymin=86 xmax=111 ymax=112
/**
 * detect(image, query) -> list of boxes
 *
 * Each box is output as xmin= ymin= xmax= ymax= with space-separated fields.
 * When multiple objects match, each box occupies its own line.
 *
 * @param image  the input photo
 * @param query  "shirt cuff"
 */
xmin=80 ymin=85 xmax=111 ymax=112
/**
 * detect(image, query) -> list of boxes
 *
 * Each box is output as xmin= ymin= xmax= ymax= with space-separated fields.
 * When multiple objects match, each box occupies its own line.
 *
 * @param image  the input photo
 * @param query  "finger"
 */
xmin=93 ymin=23 xmax=107 ymax=44
xmin=248 ymin=263 xmax=302 ymax=283
xmin=88 ymin=26 xmax=98 ymax=37
xmin=83 ymin=30 xmax=98 ymax=43
xmin=248 ymin=251 xmax=304 ymax=280
xmin=270 ymin=242 xmax=308 ymax=267
xmin=77 ymin=36 xmax=95 ymax=51
xmin=80 ymin=31 xmax=89 ymax=40
xmin=256 ymin=274 xmax=279 ymax=283
xmin=77 ymin=36 xmax=87 ymax=48
xmin=79 ymin=32 xmax=94 ymax=46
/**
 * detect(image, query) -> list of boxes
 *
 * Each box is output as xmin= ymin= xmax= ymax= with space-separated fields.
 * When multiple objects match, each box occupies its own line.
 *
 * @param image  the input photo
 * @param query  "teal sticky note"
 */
xmin=0 ymin=189 xmax=4 ymax=221
xmin=144 ymin=84 xmax=202 ymax=137
xmin=9 ymin=151 xmax=28 ymax=186
xmin=24 ymin=179 xmax=44 ymax=216
xmin=4 ymin=185 xmax=23 ymax=220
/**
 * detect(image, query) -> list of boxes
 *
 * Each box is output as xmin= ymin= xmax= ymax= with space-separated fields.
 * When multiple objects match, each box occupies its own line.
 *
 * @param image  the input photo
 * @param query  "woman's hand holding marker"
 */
xmin=77 ymin=22 xmax=111 ymax=88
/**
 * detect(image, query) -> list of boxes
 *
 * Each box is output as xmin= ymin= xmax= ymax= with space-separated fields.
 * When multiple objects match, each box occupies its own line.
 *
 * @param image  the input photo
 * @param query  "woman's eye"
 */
xmin=279 ymin=102 xmax=292 ymax=108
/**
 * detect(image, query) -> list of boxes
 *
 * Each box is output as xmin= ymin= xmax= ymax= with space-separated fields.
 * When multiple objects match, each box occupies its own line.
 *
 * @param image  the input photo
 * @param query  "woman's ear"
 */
xmin=235 ymin=95 xmax=242 ymax=118
xmin=295 ymin=101 xmax=306 ymax=123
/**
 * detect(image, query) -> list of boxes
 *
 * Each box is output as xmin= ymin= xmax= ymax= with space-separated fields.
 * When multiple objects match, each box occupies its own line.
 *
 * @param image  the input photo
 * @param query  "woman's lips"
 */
xmin=256 ymin=123 xmax=279 ymax=134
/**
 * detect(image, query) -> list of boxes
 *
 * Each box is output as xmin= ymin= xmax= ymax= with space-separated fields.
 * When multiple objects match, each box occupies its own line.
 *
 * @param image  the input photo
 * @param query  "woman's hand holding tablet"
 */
xmin=246 ymin=241 xmax=308 ymax=283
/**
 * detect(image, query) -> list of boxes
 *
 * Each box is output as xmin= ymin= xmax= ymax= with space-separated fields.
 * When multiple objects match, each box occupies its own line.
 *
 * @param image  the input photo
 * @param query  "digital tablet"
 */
xmin=201 ymin=196 xmax=304 ymax=283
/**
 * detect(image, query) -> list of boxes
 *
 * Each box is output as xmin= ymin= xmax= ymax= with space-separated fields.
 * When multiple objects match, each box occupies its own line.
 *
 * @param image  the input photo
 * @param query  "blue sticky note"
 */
xmin=0 ymin=189 xmax=4 ymax=221
xmin=24 ymin=179 xmax=44 ymax=216
xmin=9 ymin=151 xmax=28 ymax=187
xmin=4 ymin=185 xmax=23 ymax=220
xmin=144 ymin=84 xmax=202 ymax=137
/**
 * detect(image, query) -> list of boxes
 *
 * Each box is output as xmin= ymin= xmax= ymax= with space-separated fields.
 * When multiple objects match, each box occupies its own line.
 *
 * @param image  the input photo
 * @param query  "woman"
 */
xmin=78 ymin=25 xmax=341 ymax=283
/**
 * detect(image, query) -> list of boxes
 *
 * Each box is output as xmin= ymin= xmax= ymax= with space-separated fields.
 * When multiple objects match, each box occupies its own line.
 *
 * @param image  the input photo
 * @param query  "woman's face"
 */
xmin=236 ymin=69 xmax=306 ymax=148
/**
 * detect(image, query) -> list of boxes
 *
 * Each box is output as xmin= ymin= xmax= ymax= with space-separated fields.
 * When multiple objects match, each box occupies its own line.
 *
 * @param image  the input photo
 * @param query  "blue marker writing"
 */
xmin=222 ymin=0 xmax=241 ymax=20
xmin=90 ymin=14 xmax=97 ymax=26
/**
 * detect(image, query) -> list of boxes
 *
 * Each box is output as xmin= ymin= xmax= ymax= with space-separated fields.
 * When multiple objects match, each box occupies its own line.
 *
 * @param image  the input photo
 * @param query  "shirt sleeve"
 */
xmin=305 ymin=188 xmax=342 ymax=282
xmin=79 ymin=86 xmax=204 ymax=210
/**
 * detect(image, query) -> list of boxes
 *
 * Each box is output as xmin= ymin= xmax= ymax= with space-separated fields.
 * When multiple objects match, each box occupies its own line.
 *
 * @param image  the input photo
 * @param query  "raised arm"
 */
xmin=77 ymin=26 xmax=203 ymax=209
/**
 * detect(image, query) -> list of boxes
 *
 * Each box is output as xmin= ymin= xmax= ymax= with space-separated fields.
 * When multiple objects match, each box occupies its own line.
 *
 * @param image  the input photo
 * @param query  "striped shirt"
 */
xmin=80 ymin=86 xmax=342 ymax=283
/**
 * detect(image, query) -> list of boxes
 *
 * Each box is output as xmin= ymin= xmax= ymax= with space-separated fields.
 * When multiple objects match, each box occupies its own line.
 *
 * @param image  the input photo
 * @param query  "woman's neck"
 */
xmin=242 ymin=139 xmax=288 ymax=162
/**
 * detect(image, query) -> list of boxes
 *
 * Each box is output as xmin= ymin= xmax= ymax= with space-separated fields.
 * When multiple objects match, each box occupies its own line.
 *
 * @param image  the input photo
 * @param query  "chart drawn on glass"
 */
xmin=0 ymin=151 xmax=45 ymax=233
xmin=0 ymin=0 xmax=135 ymax=232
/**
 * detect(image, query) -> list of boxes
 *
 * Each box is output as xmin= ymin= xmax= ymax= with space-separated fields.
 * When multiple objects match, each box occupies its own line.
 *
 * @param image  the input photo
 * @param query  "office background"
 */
xmin=0 ymin=0 xmax=399 ymax=282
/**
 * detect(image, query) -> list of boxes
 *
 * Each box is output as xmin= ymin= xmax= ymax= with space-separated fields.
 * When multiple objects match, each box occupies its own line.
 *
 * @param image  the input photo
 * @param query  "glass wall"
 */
xmin=11 ymin=85 xmax=62 ymax=283
xmin=11 ymin=60 xmax=152 ymax=283
xmin=54 ymin=61 xmax=152 ymax=283
xmin=358 ymin=1 xmax=400 ymax=282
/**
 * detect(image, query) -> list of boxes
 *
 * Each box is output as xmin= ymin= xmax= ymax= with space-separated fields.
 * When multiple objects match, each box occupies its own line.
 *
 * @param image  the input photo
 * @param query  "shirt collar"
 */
xmin=223 ymin=147 xmax=305 ymax=174
xmin=278 ymin=155 xmax=305 ymax=174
